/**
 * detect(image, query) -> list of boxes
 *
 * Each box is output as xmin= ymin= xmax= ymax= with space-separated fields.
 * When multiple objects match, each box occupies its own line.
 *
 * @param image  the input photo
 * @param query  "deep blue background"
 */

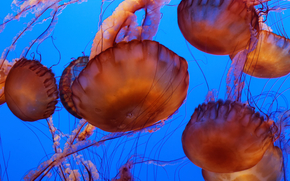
xmin=0 ymin=0 xmax=289 ymax=180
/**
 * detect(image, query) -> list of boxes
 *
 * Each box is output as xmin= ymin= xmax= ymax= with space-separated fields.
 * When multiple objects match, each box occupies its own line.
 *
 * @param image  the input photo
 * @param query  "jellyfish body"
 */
xmin=59 ymin=56 xmax=89 ymax=119
xmin=177 ymin=0 xmax=259 ymax=55
xmin=202 ymin=145 xmax=283 ymax=181
xmin=182 ymin=100 xmax=275 ymax=173
xmin=0 ymin=60 xmax=13 ymax=105
xmin=72 ymin=40 xmax=189 ymax=132
xmin=5 ymin=58 xmax=58 ymax=121
xmin=231 ymin=30 xmax=290 ymax=78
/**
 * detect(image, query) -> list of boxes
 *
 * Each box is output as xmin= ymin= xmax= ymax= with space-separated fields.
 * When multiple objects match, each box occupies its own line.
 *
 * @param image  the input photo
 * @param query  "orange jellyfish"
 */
xmin=59 ymin=56 xmax=89 ymax=119
xmin=4 ymin=58 xmax=58 ymax=121
xmin=202 ymin=145 xmax=283 ymax=181
xmin=0 ymin=60 xmax=13 ymax=105
xmin=72 ymin=40 xmax=189 ymax=132
xmin=231 ymin=30 xmax=290 ymax=78
xmin=66 ymin=0 xmax=189 ymax=132
xmin=59 ymin=0 xmax=170 ymax=119
xmin=182 ymin=100 xmax=276 ymax=173
xmin=177 ymin=0 xmax=259 ymax=55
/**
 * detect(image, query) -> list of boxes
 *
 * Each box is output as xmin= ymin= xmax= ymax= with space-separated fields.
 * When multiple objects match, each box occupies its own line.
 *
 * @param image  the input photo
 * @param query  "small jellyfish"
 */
xmin=182 ymin=100 xmax=276 ymax=173
xmin=231 ymin=30 xmax=290 ymax=78
xmin=0 ymin=60 xmax=13 ymax=105
xmin=72 ymin=40 xmax=189 ymax=132
xmin=177 ymin=0 xmax=259 ymax=55
xmin=5 ymin=58 xmax=58 ymax=121
xmin=202 ymin=145 xmax=283 ymax=181
xmin=59 ymin=56 xmax=89 ymax=119
xmin=112 ymin=160 xmax=134 ymax=181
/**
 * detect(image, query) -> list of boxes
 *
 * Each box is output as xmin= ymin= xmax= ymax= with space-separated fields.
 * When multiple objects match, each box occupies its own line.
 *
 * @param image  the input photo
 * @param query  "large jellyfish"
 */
xmin=182 ymin=100 xmax=276 ymax=173
xmin=72 ymin=40 xmax=189 ymax=132
xmin=61 ymin=0 xmax=190 ymax=132
xmin=177 ymin=0 xmax=259 ymax=55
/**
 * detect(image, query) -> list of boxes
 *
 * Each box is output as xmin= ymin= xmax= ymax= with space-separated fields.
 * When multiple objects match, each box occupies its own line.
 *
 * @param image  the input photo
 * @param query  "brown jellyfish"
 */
xmin=0 ymin=60 xmax=13 ymax=105
xmin=4 ymin=58 xmax=58 ymax=121
xmin=231 ymin=30 xmax=290 ymax=78
xmin=202 ymin=145 xmax=283 ymax=181
xmin=69 ymin=0 xmax=188 ymax=132
xmin=72 ymin=40 xmax=189 ymax=132
xmin=59 ymin=56 xmax=89 ymax=119
xmin=182 ymin=100 xmax=276 ymax=173
xmin=177 ymin=0 xmax=259 ymax=55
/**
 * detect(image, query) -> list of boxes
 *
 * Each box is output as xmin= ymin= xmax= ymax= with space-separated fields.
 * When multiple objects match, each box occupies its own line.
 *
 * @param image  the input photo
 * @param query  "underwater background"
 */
xmin=0 ymin=0 xmax=290 ymax=180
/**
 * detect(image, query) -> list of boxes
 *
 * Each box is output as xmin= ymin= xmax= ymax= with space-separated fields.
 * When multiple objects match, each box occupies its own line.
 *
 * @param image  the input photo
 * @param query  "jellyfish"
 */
xmin=59 ymin=56 xmax=89 ymax=119
xmin=66 ymin=0 xmax=189 ymax=132
xmin=72 ymin=40 xmax=189 ymax=132
xmin=230 ymin=30 xmax=290 ymax=78
xmin=182 ymin=100 xmax=276 ymax=173
xmin=4 ymin=58 xmax=58 ymax=121
xmin=202 ymin=145 xmax=283 ymax=181
xmin=177 ymin=0 xmax=259 ymax=55
xmin=112 ymin=160 xmax=134 ymax=181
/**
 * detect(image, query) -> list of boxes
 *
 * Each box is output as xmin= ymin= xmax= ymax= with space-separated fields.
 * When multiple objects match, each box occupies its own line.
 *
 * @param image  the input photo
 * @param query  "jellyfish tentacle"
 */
xmin=0 ymin=59 xmax=13 ymax=105
xmin=90 ymin=0 xmax=169 ymax=59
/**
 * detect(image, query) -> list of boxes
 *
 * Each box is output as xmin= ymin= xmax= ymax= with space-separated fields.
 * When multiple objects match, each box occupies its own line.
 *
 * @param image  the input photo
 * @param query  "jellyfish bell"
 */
xmin=71 ymin=40 xmax=189 ymax=132
xmin=59 ymin=56 xmax=89 ymax=119
xmin=182 ymin=100 xmax=276 ymax=173
xmin=177 ymin=0 xmax=259 ymax=55
xmin=70 ymin=0 xmax=187 ymax=132
xmin=202 ymin=145 xmax=283 ymax=181
xmin=4 ymin=58 xmax=58 ymax=121
xmin=230 ymin=30 xmax=290 ymax=78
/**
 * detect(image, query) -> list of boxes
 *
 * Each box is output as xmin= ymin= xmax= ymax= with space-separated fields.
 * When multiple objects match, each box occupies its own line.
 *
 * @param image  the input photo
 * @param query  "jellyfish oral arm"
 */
xmin=90 ymin=0 xmax=169 ymax=59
